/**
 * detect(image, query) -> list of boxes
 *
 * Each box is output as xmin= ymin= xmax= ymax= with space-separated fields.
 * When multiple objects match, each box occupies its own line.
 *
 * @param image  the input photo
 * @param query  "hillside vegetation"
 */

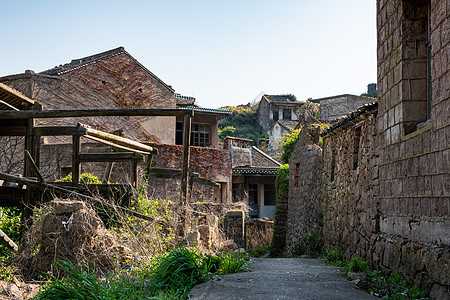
xmin=218 ymin=105 xmax=267 ymax=145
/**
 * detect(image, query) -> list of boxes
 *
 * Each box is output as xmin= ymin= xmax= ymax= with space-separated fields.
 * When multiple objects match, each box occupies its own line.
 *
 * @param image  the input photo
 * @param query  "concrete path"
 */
xmin=190 ymin=258 xmax=376 ymax=300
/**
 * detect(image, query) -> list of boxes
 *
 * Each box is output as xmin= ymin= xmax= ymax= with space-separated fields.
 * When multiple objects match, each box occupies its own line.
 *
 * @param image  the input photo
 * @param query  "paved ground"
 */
xmin=190 ymin=258 xmax=376 ymax=300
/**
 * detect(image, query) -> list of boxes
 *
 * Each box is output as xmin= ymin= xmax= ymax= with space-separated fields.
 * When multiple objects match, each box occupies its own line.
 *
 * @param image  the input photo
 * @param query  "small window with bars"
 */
xmin=191 ymin=124 xmax=210 ymax=147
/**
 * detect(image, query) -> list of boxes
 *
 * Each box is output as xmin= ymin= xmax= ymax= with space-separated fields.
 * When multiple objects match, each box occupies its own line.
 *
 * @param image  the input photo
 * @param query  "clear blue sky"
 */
xmin=0 ymin=0 xmax=376 ymax=108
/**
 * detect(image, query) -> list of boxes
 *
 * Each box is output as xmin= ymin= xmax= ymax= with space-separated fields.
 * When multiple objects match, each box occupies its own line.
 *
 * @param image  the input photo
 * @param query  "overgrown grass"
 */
xmin=249 ymin=245 xmax=271 ymax=257
xmin=321 ymin=250 xmax=427 ymax=299
xmin=34 ymin=246 xmax=252 ymax=299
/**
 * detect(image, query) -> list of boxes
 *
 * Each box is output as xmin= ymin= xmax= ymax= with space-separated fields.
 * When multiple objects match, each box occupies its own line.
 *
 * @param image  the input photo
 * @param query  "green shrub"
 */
xmin=57 ymin=172 xmax=102 ymax=184
xmin=249 ymin=245 xmax=271 ymax=257
xmin=292 ymin=232 xmax=323 ymax=257
xmin=0 ymin=206 xmax=21 ymax=258
xmin=322 ymin=248 xmax=346 ymax=267
xmin=345 ymin=257 xmax=370 ymax=273
xmin=218 ymin=251 xmax=252 ymax=274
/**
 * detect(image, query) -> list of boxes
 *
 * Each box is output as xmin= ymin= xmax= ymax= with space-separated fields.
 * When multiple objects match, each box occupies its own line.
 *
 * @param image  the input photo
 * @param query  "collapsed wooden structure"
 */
xmin=0 ymin=82 xmax=216 ymax=250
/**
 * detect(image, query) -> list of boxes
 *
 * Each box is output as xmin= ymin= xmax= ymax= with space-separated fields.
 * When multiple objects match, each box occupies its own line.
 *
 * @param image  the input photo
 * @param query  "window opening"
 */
xmin=175 ymin=122 xmax=183 ymax=145
xmin=249 ymin=184 xmax=258 ymax=217
xmin=264 ymin=184 xmax=276 ymax=206
xmin=191 ymin=124 xmax=210 ymax=147
xmin=294 ymin=163 xmax=300 ymax=187
xmin=283 ymin=109 xmax=292 ymax=120
xmin=273 ymin=108 xmax=279 ymax=121
xmin=353 ymin=125 xmax=362 ymax=170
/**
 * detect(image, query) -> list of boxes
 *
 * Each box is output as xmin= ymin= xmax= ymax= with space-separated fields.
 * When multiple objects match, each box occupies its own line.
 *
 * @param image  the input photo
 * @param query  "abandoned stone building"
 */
xmin=224 ymin=136 xmax=281 ymax=219
xmin=275 ymin=0 xmax=449 ymax=298
xmin=309 ymin=91 xmax=376 ymax=121
xmin=0 ymin=47 xmax=233 ymax=203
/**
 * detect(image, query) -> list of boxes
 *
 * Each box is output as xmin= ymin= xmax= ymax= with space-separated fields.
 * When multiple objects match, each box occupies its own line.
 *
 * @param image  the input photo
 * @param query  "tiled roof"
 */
xmin=179 ymin=106 xmax=232 ymax=114
xmin=263 ymin=94 xmax=297 ymax=103
xmin=321 ymin=101 xmax=378 ymax=136
xmin=233 ymin=167 xmax=279 ymax=175
xmin=39 ymin=47 xmax=174 ymax=92
xmin=175 ymin=93 xmax=196 ymax=106
xmin=251 ymin=146 xmax=282 ymax=168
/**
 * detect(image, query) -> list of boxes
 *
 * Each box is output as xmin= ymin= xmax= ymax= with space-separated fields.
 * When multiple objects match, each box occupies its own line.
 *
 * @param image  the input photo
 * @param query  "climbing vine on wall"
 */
xmin=275 ymin=164 xmax=289 ymax=201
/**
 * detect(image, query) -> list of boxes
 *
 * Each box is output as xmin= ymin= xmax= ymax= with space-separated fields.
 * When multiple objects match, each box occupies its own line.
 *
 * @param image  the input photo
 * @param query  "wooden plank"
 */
xmin=80 ymin=123 xmax=158 ymax=155
xmin=0 ymin=126 xmax=27 ymax=136
xmin=24 ymin=150 xmax=55 ymax=200
xmin=72 ymin=135 xmax=81 ymax=186
xmin=0 ymin=99 xmax=19 ymax=111
xmin=0 ymin=172 xmax=164 ymax=224
xmin=0 ymin=108 xmax=194 ymax=119
xmin=0 ymin=229 xmax=18 ymax=252
xmin=79 ymin=152 xmax=144 ymax=162
xmin=34 ymin=126 xmax=87 ymax=136
xmin=83 ymin=135 xmax=152 ymax=155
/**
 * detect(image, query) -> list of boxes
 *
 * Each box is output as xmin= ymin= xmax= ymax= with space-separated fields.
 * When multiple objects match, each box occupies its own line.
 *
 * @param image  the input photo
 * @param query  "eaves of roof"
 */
xmin=232 ymin=167 xmax=279 ymax=175
xmin=321 ymin=101 xmax=378 ymax=136
xmin=179 ymin=106 xmax=232 ymax=115
xmin=0 ymin=82 xmax=35 ymax=110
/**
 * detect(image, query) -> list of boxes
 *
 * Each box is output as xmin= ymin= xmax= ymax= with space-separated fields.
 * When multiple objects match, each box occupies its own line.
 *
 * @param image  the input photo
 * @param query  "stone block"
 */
xmin=424 ymin=247 xmax=450 ymax=286
xmin=185 ymin=230 xmax=201 ymax=247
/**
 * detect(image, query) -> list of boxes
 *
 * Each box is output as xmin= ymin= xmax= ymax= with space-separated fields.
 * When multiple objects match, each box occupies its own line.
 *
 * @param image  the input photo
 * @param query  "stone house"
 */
xmin=257 ymin=94 xmax=303 ymax=132
xmin=0 ymin=47 xmax=232 ymax=203
xmin=278 ymin=0 xmax=449 ymax=297
xmin=224 ymin=136 xmax=281 ymax=219
xmin=310 ymin=93 xmax=376 ymax=121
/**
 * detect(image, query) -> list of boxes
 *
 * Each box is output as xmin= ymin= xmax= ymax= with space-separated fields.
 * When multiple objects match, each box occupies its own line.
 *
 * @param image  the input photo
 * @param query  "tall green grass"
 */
xmin=34 ymin=246 xmax=252 ymax=300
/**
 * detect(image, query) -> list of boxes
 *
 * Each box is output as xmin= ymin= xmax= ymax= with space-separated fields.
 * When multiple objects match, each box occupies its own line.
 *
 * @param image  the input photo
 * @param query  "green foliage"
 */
xmin=249 ymin=245 xmax=271 ymax=257
xmin=35 ymin=247 xmax=252 ymax=299
xmin=322 ymin=252 xmax=427 ymax=299
xmin=345 ymin=257 xmax=370 ymax=273
xmin=0 ymin=206 xmax=21 ymax=258
xmin=0 ymin=256 xmax=15 ymax=283
xmin=218 ymin=106 xmax=266 ymax=145
xmin=57 ymin=172 xmax=102 ymax=184
xmin=218 ymin=251 xmax=252 ymax=274
xmin=275 ymin=164 xmax=289 ymax=201
xmin=218 ymin=125 xmax=236 ymax=140
xmin=279 ymin=127 xmax=302 ymax=164
xmin=292 ymin=232 xmax=323 ymax=257
xmin=322 ymin=248 xmax=346 ymax=267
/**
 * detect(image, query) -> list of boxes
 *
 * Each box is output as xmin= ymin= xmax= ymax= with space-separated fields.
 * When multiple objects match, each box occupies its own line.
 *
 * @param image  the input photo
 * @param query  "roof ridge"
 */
xmin=251 ymin=146 xmax=282 ymax=166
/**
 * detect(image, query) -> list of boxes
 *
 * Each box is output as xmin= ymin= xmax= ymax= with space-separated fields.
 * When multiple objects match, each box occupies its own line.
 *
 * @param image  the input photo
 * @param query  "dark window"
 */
xmin=249 ymin=184 xmax=258 ymax=217
xmin=175 ymin=122 xmax=183 ymax=145
xmin=295 ymin=163 xmax=300 ymax=187
xmin=283 ymin=109 xmax=292 ymax=120
xmin=232 ymin=183 xmax=239 ymax=202
xmin=191 ymin=124 xmax=210 ymax=147
xmin=273 ymin=109 xmax=279 ymax=121
xmin=264 ymin=184 xmax=276 ymax=206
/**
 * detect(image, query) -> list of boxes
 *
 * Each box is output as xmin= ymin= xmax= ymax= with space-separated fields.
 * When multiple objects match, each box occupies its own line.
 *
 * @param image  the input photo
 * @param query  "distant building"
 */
xmin=257 ymin=95 xmax=303 ymax=132
xmin=224 ymin=136 xmax=281 ymax=219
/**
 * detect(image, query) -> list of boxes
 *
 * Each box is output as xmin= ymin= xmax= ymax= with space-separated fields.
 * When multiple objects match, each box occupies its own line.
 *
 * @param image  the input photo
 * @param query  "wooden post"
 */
xmin=72 ymin=134 xmax=81 ymax=186
xmin=180 ymin=113 xmax=191 ymax=205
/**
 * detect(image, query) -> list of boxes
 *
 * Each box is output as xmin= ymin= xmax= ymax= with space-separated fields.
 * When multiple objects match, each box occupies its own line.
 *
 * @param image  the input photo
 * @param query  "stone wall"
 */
xmin=316 ymin=95 xmax=375 ymax=121
xmin=285 ymin=127 xmax=323 ymax=255
xmin=245 ymin=218 xmax=273 ymax=251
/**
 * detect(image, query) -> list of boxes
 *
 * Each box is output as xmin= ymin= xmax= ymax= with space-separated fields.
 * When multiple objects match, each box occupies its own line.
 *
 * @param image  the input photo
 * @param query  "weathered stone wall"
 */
xmin=321 ymin=113 xmax=379 ymax=259
xmin=257 ymin=98 xmax=271 ymax=131
xmin=245 ymin=218 xmax=273 ymax=251
xmin=318 ymin=95 xmax=375 ymax=121
xmin=285 ymin=127 xmax=323 ymax=255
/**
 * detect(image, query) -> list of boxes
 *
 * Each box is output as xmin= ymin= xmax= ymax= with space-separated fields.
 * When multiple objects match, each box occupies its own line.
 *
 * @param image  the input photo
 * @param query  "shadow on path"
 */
xmin=190 ymin=258 xmax=376 ymax=300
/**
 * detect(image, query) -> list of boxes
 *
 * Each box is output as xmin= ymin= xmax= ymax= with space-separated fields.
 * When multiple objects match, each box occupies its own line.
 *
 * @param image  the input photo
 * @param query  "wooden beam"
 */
xmin=82 ymin=135 xmax=152 ymax=155
xmin=0 ymin=108 xmax=194 ymax=119
xmin=34 ymin=126 xmax=87 ymax=136
xmin=180 ymin=113 xmax=191 ymax=205
xmin=0 ymin=172 xmax=165 ymax=224
xmin=72 ymin=135 xmax=81 ymax=186
xmin=0 ymin=228 xmax=18 ymax=252
xmin=0 ymin=99 xmax=19 ymax=111
xmin=0 ymin=126 xmax=27 ymax=136
xmin=79 ymin=123 xmax=158 ymax=155
xmin=79 ymin=152 xmax=144 ymax=162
